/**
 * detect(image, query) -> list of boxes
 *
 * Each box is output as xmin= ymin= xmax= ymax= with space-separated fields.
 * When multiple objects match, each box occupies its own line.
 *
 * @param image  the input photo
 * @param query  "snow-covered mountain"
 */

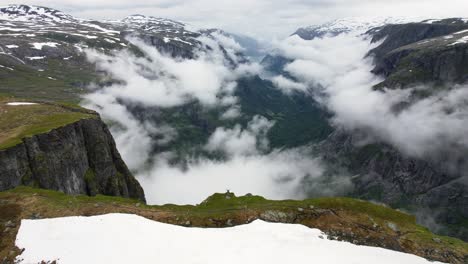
xmin=0 ymin=4 xmax=200 ymax=49
xmin=0 ymin=4 xmax=76 ymax=23
xmin=0 ymin=4 xmax=209 ymax=100
xmin=293 ymin=16 xmax=427 ymax=40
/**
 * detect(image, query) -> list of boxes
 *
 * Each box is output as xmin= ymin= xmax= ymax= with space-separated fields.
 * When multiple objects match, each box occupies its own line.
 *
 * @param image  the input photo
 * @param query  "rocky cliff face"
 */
xmin=368 ymin=19 xmax=468 ymax=88
xmin=0 ymin=118 xmax=146 ymax=202
xmin=316 ymin=130 xmax=468 ymax=240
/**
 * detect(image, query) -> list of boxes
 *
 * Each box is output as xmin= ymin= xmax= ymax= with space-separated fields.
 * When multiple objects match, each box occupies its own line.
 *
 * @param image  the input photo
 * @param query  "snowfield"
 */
xmin=15 ymin=214 xmax=443 ymax=264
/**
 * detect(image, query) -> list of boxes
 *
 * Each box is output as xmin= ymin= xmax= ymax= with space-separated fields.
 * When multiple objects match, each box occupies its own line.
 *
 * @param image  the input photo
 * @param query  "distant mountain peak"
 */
xmin=0 ymin=4 xmax=76 ymax=23
xmin=293 ymin=17 xmax=417 ymax=40
xmin=122 ymin=14 xmax=185 ymax=28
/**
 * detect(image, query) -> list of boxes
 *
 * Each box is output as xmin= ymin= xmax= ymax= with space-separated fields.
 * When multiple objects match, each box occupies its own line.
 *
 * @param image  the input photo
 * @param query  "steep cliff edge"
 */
xmin=368 ymin=19 xmax=468 ymax=88
xmin=0 ymin=100 xmax=145 ymax=202
xmin=315 ymin=130 xmax=468 ymax=240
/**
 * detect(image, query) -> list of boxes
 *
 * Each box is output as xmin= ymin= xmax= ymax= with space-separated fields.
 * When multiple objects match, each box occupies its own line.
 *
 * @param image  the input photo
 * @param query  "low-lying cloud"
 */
xmin=82 ymin=35 xmax=349 ymax=205
xmin=276 ymin=32 xmax=468 ymax=163
xmin=138 ymin=116 xmax=342 ymax=204
xmin=85 ymin=38 xmax=249 ymax=108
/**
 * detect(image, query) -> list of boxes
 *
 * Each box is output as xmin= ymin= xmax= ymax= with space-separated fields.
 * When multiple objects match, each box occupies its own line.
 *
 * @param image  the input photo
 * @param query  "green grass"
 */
xmin=0 ymin=98 xmax=97 ymax=149
xmin=0 ymin=57 xmax=97 ymax=103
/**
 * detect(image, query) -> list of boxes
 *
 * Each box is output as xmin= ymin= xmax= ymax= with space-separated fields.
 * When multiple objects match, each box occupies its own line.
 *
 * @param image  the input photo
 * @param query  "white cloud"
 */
xmin=138 ymin=117 xmax=340 ymax=204
xmin=278 ymin=32 xmax=468 ymax=160
xmin=204 ymin=116 xmax=273 ymax=157
xmin=82 ymin=91 xmax=155 ymax=170
xmin=86 ymin=40 xmax=231 ymax=108
xmin=82 ymin=35 xmax=249 ymax=170
xmin=220 ymin=106 xmax=241 ymax=119
xmin=271 ymin=75 xmax=307 ymax=94
xmin=82 ymin=35 xmax=351 ymax=205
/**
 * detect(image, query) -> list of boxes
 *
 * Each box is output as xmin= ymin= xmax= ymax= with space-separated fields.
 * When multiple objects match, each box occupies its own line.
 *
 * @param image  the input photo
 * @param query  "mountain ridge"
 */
xmin=1 ymin=3 xmax=468 ymax=246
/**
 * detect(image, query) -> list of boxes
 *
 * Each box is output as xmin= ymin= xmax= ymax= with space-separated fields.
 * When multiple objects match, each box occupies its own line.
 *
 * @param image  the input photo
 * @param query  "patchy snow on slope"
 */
xmin=5 ymin=44 xmax=19 ymax=48
xmin=31 ymin=42 xmax=59 ymax=50
xmin=81 ymin=23 xmax=120 ymax=34
xmin=0 ymin=4 xmax=76 ymax=23
xmin=454 ymin=29 xmax=468 ymax=35
xmin=449 ymin=35 xmax=468 ymax=46
xmin=300 ymin=16 xmax=416 ymax=36
xmin=15 ymin=214 xmax=443 ymax=264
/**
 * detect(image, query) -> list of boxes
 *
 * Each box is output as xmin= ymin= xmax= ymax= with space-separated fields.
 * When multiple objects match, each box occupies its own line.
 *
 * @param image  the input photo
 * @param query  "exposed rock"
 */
xmin=260 ymin=210 xmax=295 ymax=223
xmin=316 ymin=129 xmax=468 ymax=240
xmin=367 ymin=21 xmax=468 ymax=88
xmin=368 ymin=21 xmax=468 ymax=62
xmin=386 ymin=222 xmax=399 ymax=232
xmin=4 ymin=221 xmax=15 ymax=228
xmin=30 ymin=213 xmax=41 ymax=219
xmin=0 ymin=118 xmax=145 ymax=202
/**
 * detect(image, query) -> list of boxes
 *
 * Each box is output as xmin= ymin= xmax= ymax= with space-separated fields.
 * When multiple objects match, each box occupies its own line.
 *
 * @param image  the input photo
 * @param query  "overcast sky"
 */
xmin=5 ymin=0 xmax=468 ymax=39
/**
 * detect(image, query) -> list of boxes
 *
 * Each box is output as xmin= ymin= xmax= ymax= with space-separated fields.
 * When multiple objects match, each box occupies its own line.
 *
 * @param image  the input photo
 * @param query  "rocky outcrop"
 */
xmin=368 ymin=21 xmax=468 ymax=88
xmin=316 ymin=130 xmax=468 ymax=241
xmin=0 ymin=118 xmax=146 ymax=202
xmin=124 ymin=32 xmax=197 ymax=59
xmin=371 ymin=42 xmax=468 ymax=89
xmin=368 ymin=21 xmax=468 ymax=61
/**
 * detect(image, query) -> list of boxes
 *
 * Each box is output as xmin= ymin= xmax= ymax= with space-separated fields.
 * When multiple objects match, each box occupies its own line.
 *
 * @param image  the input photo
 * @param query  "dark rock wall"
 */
xmin=317 ymin=130 xmax=468 ymax=240
xmin=368 ymin=22 xmax=468 ymax=88
xmin=0 ymin=118 xmax=146 ymax=202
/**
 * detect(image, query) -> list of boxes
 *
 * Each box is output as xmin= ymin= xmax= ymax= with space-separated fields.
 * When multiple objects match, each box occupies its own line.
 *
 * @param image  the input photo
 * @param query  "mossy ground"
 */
xmin=0 ymin=56 xmax=97 ymax=103
xmin=0 ymin=96 xmax=97 ymax=149
xmin=0 ymin=187 xmax=466 ymax=264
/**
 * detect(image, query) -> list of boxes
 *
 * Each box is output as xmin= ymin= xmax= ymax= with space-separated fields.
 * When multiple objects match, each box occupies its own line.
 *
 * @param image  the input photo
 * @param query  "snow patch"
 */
xmin=454 ymin=29 xmax=468 ymax=35
xmin=82 ymin=23 xmax=120 ymax=34
xmin=25 ymin=56 xmax=45 ymax=60
xmin=6 ymin=102 xmax=37 ymax=106
xmin=0 ymin=65 xmax=13 ymax=71
xmin=31 ymin=42 xmax=59 ymax=50
xmin=5 ymin=44 xmax=19 ymax=48
xmin=424 ymin=19 xmax=442 ymax=24
xmin=15 ymin=214 xmax=444 ymax=264
xmin=449 ymin=36 xmax=468 ymax=46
